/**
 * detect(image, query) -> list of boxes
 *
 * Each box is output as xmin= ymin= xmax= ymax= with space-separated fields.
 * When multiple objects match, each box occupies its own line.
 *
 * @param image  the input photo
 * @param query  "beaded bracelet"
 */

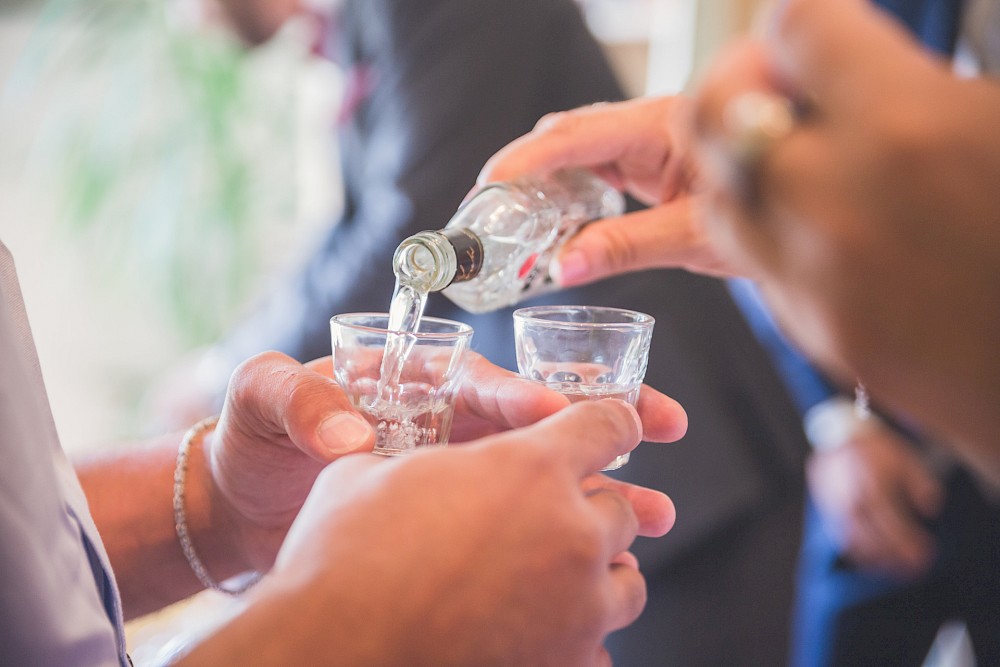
xmin=173 ymin=415 xmax=262 ymax=596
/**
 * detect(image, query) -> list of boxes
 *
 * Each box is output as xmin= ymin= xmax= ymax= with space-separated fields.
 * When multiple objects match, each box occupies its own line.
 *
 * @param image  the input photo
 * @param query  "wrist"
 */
xmin=175 ymin=416 xmax=260 ymax=594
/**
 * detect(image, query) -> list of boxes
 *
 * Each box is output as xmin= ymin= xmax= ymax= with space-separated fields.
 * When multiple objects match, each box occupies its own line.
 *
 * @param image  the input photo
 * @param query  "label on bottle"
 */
xmin=443 ymin=229 xmax=484 ymax=285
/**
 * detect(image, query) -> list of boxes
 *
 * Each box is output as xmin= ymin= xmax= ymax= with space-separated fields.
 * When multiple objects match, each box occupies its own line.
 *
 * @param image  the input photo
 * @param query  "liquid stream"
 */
xmin=369 ymin=280 xmax=432 ymax=446
xmin=378 ymin=281 xmax=428 ymax=398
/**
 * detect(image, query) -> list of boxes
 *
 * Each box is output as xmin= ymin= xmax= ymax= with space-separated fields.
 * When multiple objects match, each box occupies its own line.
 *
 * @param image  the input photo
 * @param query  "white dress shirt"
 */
xmin=0 ymin=241 xmax=128 ymax=666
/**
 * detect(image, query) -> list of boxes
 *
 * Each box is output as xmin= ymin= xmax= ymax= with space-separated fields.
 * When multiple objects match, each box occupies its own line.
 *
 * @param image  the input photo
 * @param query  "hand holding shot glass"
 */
xmin=331 ymin=313 xmax=473 ymax=456
xmin=513 ymin=305 xmax=655 ymax=471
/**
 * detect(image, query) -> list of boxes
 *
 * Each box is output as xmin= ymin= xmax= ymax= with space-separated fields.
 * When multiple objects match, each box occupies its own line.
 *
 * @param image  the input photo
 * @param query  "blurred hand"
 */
xmin=478 ymin=96 xmax=737 ymax=284
xmin=256 ymin=398 xmax=676 ymax=667
xmin=690 ymin=0 xmax=1000 ymax=479
xmin=807 ymin=423 xmax=943 ymax=578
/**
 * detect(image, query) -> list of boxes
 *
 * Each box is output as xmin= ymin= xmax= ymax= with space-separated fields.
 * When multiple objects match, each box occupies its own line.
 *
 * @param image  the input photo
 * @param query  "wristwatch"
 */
xmin=803 ymin=395 xmax=880 ymax=452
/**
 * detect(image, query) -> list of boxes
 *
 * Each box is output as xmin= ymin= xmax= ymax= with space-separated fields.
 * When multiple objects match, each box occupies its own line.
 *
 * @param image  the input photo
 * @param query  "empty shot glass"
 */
xmin=513 ymin=305 xmax=654 ymax=470
xmin=331 ymin=312 xmax=473 ymax=456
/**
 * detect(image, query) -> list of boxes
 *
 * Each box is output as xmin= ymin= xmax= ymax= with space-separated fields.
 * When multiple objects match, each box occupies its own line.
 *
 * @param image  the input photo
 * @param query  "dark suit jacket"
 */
xmin=873 ymin=0 xmax=965 ymax=53
xmin=219 ymin=0 xmax=809 ymax=662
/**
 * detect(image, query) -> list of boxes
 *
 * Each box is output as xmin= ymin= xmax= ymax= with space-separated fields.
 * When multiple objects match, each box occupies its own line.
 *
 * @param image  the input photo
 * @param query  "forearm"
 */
xmin=169 ymin=578 xmax=391 ymax=666
xmin=76 ymin=427 xmax=247 ymax=620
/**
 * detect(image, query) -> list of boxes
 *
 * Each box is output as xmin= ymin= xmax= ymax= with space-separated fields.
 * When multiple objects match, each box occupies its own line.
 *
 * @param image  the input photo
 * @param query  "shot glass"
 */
xmin=513 ymin=305 xmax=654 ymax=471
xmin=331 ymin=312 xmax=473 ymax=456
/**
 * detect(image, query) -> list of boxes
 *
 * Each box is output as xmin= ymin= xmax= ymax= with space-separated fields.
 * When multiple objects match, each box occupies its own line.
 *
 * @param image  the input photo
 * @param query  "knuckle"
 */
xmin=614 ymin=492 xmax=641 ymax=533
xmin=533 ymin=110 xmax=569 ymax=132
xmin=562 ymin=521 xmax=605 ymax=567
xmin=590 ymin=399 xmax=639 ymax=442
xmin=491 ymin=436 xmax=555 ymax=481
xmin=227 ymin=351 xmax=285 ymax=404
xmin=523 ymin=443 xmax=562 ymax=478
xmin=533 ymin=109 xmax=584 ymax=136
xmin=286 ymin=373 xmax=334 ymax=414
xmin=596 ymin=487 xmax=639 ymax=537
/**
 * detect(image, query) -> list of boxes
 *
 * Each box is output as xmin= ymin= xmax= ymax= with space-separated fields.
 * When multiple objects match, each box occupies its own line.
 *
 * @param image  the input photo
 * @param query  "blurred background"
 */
xmin=0 ymin=0 xmax=342 ymax=453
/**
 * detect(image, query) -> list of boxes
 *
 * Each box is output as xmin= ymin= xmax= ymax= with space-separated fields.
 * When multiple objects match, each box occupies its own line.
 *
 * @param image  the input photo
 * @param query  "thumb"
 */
xmin=227 ymin=352 xmax=375 ymax=462
xmin=552 ymin=197 xmax=726 ymax=286
xmin=769 ymin=0 xmax=945 ymax=106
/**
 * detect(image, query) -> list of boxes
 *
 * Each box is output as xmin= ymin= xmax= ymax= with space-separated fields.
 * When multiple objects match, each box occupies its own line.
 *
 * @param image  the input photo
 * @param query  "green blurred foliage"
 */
xmin=7 ymin=0 xmax=300 ymax=344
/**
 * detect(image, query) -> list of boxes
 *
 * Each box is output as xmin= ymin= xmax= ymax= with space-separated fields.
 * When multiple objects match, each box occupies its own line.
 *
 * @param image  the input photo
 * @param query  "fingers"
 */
xmin=865 ymin=439 xmax=941 ymax=573
xmin=853 ymin=449 xmax=943 ymax=575
xmin=304 ymin=356 xmax=334 ymax=379
xmin=310 ymin=451 xmax=387 ymax=501
xmin=690 ymin=40 xmax=833 ymax=285
xmin=592 ymin=645 xmax=613 ymax=667
xmin=902 ymin=459 xmax=945 ymax=519
xmin=273 ymin=453 xmax=388 ymax=567
xmin=810 ymin=431 xmax=941 ymax=577
xmin=497 ymin=399 xmax=644 ymax=479
xmin=227 ymin=352 xmax=375 ymax=462
xmin=853 ymin=493 xmax=935 ymax=576
xmin=454 ymin=353 xmax=570 ymax=430
xmin=453 ymin=351 xmax=687 ymax=458
xmin=479 ymin=97 xmax=691 ymax=209
xmin=583 ymin=475 xmax=677 ymax=538
xmin=479 ymin=97 xmax=673 ymax=186
xmin=579 ymin=489 xmax=648 ymax=638
xmin=551 ymin=197 xmax=731 ymax=286
xmin=892 ymin=442 xmax=944 ymax=520
xmin=770 ymin=0 xmax=929 ymax=105
xmin=611 ymin=550 xmax=640 ymax=569
xmin=587 ymin=487 xmax=640 ymax=557
xmin=635 ymin=384 xmax=688 ymax=444
xmin=603 ymin=560 xmax=648 ymax=634
xmin=692 ymin=40 xmax=789 ymax=199
xmin=693 ymin=0 xmax=944 ymax=197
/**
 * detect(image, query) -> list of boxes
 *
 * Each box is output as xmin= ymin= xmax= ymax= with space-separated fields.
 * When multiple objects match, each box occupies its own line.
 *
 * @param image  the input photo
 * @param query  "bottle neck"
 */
xmin=392 ymin=229 xmax=484 ymax=293
xmin=443 ymin=228 xmax=485 ymax=284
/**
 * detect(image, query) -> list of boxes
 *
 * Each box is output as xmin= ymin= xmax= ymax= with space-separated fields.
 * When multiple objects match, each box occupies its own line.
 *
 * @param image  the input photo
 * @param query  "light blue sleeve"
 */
xmin=0 ymin=242 xmax=126 ymax=667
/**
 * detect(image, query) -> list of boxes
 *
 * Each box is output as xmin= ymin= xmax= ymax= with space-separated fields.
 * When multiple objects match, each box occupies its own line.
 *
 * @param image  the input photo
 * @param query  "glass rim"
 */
xmin=330 ymin=312 xmax=474 ymax=339
xmin=512 ymin=305 xmax=654 ymax=330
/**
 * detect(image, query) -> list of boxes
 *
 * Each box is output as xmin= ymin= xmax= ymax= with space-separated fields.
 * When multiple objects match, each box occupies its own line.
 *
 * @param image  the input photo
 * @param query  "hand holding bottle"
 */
xmin=394 ymin=169 xmax=624 ymax=313
xmin=477 ymin=96 xmax=739 ymax=285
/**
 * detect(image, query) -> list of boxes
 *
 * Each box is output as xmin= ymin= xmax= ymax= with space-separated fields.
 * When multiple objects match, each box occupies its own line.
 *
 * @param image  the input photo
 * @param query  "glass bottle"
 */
xmin=392 ymin=169 xmax=624 ymax=313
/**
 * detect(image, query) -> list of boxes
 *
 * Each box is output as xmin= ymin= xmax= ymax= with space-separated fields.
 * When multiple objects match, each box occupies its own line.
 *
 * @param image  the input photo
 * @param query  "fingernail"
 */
xmin=319 ymin=413 xmax=373 ymax=454
xmin=623 ymin=401 xmax=644 ymax=435
xmin=608 ymin=399 xmax=644 ymax=436
xmin=552 ymin=249 xmax=588 ymax=286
